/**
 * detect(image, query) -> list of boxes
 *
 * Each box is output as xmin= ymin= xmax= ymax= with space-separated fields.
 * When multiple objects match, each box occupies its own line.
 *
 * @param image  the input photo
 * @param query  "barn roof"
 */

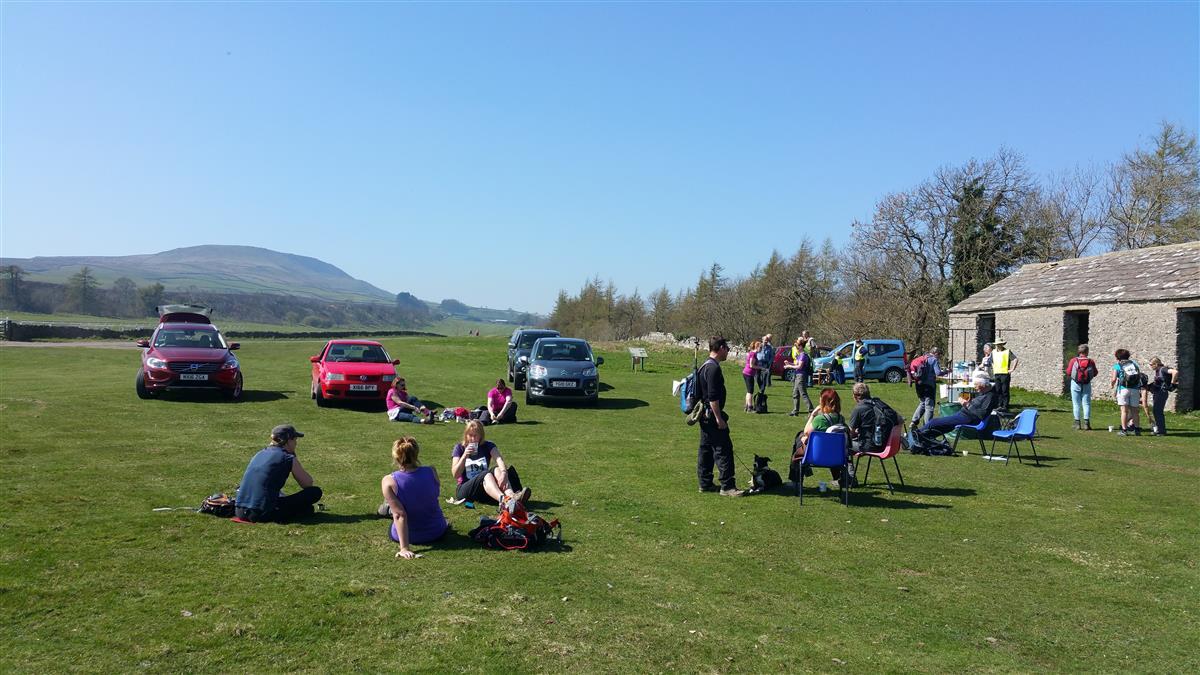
xmin=949 ymin=241 xmax=1200 ymax=313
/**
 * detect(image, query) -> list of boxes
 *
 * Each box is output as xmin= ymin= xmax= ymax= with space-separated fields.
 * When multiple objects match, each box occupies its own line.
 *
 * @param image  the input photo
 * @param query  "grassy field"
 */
xmin=0 ymin=310 xmax=515 ymax=337
xmin=1 ymin=337 xmax=1197 ymax=672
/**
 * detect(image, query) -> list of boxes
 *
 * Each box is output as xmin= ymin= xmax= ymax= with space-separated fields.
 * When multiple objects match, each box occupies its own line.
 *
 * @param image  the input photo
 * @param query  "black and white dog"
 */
xmin=746 ymin=454 xmax=783 ymax=494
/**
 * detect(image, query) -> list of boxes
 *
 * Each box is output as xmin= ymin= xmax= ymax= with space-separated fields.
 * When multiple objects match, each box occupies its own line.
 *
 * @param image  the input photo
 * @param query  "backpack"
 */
xmin=869 ymin=399 xmax=900 ymax=449
xmin=199 ymin=493 xmax=236 ymax=517
xmin=754 ymin=391 xmax=768 ymax=414
xmin=467 ymin=497 xmax=561 ymax=551
xmin=680 ymin=371 xmax=698 ymax=414
xmin=1118 ymin=360 xmax=1141 ymax=388
xmin=1069 ymin=357 xmax=1096 ymax=385
xmin=909 ymin=355 xmax=929 ymax=383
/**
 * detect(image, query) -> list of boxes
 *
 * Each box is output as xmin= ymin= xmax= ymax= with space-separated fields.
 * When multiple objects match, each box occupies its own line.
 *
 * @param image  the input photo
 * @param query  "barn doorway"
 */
xmin=1063 ymin=310 xmax=1090 ymax=394
xmin=975 ymin=314 xmax=995 ymax=361
xmin=1178 ymin=309 xmax=1198 ymax=412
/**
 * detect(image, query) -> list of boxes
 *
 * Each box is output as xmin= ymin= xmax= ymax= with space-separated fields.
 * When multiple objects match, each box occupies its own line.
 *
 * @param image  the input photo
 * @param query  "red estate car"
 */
xmin=310 ymin=339 xmax=399 ymax=407
xmin=135 ymin=305 xmax=243 ymax=400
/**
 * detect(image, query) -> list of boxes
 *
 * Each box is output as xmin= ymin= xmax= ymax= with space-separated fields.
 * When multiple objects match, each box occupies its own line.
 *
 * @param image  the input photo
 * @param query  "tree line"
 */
xmin=548 ymin=122 xmax=1199 ymax=350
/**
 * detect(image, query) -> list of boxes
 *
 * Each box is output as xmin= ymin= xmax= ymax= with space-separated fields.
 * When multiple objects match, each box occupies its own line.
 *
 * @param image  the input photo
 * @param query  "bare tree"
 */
xmin=1107 ymin=122 xmax=1200 ymax=250
xmin=1032 ymin=165 xmax=1109 ymax=259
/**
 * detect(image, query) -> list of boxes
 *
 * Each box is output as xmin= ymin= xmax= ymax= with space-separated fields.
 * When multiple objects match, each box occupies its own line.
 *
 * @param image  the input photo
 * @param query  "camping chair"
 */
xmin=989 ymin=409 xmax=1040 ymax=466
xmin=796 ymin=431 xmax=850 ymax=506
xmin=951 ymin=416 xmax=989 ymax=456
xmin=853 ymin=425 xmax=905 ymax=494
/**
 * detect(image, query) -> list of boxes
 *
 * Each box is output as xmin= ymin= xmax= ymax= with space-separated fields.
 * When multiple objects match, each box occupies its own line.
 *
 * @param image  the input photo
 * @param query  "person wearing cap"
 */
xmin=912 ymin=374 xmax=998 ymax=452
xmin=233 ymin=424 xmax=323 ymax=522
xmin=991 ymin=340 xmax=1018 ymax=410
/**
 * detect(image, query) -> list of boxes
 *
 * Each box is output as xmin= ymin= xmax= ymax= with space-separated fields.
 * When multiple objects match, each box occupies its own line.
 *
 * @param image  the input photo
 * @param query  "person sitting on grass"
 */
xmin=387 ymin=377 xmax=434 ymax=424
xmin=234 ymin=424 xmax=322 ymax=523
xmin=912 ymin=373 xmax=998 ymax=452
xmin=791 ymin=388 xmax=857 ymax=488
xmin=480 ymin=379 xmax=517 ymax=425
xmin=379 ymin=436 xmax=449 ymax=559
xmin=450 ymin=421 xmax=530 ymax=505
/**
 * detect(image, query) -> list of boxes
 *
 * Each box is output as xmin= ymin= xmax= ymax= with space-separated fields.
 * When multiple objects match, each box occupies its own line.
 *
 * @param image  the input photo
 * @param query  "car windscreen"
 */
xmin=518 ymin=333 xmax=555 ymax=349
xmin=534 ymin=341 xmax=589 ymax=361
xmin=325 ymin=344 xmax=391 ymax=363
xmin=153 ymin=328 xmax=225 ymax=349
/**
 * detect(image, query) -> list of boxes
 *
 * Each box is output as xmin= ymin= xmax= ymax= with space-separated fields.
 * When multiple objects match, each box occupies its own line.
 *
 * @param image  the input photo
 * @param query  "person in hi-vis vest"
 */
xmin=852 ymin=338 xmax=867 ymax=384
xmin=991 ymin=339 xmax=1018 ymax=410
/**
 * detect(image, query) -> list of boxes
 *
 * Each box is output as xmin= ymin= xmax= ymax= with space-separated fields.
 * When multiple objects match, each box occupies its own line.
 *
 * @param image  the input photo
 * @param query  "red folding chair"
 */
xmin=852 ymin=425 xmax=905 ymax=494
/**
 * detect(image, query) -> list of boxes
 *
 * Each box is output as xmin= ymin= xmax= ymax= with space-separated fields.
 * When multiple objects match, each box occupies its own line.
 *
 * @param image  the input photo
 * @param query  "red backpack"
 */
xmin=1068 ymin=357 xmax=1097 ymax=385
xmin=908 ymin=355 xmax=929 ymax=383
xmin=468 ymin=497 xmax=561 ymax=551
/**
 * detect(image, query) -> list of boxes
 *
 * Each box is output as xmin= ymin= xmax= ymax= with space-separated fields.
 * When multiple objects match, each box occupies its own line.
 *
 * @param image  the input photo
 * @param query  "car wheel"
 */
xmin=507 ymin=366 xmax=514 ymax=383
xmin=135 ymin=371 xmax=154 ymax=399
xmin=315 ymin=384 xmax=329 ymax=407
xmin=224 ymin=373 xmax=243 ymax=401
xmin=514 ymin=375 xmax=525 ymax=391
xmin=884 ymin=367 xmax=904 ymax=384
xmin=783 ymin=370 xmax=795 ymax=383
xmin=525 ymin=389 xmax=534 ymax=406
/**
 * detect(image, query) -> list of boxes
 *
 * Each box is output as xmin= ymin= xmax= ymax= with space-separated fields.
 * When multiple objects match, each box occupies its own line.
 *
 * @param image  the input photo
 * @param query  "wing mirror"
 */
xmin=595 ymin=356 xmax=605 ymax=366
xmin=228 ymin=343 xmax=240 ymax=351
xmin=507 ymin=343 xmax=515 ymax=349
xmin=391 ymin=359 xmax=400 ymax=365
xmin=135 ymin=339 xmax=150 ymax=348
xmin=310 ymin=355 xmax=321 ymax=363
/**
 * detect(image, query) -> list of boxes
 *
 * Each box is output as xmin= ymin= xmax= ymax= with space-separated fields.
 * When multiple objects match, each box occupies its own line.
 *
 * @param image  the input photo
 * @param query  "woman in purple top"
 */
xmin=380 ymin=436 xmax=449 ymax=559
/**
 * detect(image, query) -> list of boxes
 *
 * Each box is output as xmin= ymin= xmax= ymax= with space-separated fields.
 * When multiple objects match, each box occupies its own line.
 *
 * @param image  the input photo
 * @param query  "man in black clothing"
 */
xmin=847 ymin=383 xmax=898 ymax=453
xmin=915 ymin=374 xmax=998 ymax=445
xmin=696 ymin=336 xmax=744 ymax=497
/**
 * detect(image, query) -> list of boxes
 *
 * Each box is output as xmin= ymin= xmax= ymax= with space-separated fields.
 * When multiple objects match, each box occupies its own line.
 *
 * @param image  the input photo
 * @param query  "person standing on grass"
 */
xmin=1064 ymin=344 xmax=1098 ymax=430
xmin=481 ymin=379 xmax=517 ymax=425
xmin=696 ymin=336 xmax=744 ymax=497
xmin=979 ymin=343 xmax=994 ymax=376
xmin=742 ymin=339 xmax=761 ymax=412
xmin=758 ymin=334 xmax=776 ymax=391
xmin=1141 ymin=357 xmax=1178 ymax=437
xmin=852 ymin=338 xmax=867 ymax=383
xmin=1111 ymin=348 xmax=1143 ymax=436
xmin=991 ymin=340 xmax=1018 ymax=410
xmin=380 ymin=436 xmax=449 ymax=559
xmin=910 ymin=347 xmax=948 ymax=428
xmin=234 ymin=424 xmax=322 ymax=523
xmin=786 ymin=337 xmax=814 ymax=416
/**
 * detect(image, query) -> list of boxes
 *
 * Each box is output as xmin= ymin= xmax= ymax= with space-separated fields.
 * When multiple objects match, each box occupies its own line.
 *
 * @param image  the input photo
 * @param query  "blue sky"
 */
xmin=2 ymin=1 xmax=1197 ymax=314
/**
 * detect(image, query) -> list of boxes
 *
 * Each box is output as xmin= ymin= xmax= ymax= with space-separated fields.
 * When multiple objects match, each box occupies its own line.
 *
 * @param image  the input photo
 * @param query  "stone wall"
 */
xmin=950 ymin=300 xmax=1199 ymax=412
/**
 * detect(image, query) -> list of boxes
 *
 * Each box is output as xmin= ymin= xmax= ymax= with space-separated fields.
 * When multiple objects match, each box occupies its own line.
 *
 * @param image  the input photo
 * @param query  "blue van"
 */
xmin=813 ymin=339 xmax=908 ymax=383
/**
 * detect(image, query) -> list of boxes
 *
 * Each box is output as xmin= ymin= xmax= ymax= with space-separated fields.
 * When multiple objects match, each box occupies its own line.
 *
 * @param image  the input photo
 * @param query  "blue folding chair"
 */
xmin=989 ymin=409 xmax=1040 ymax=466
xmin=951 ymin=416 xmax=989 ymax=456
xmin=796 ymin=431 xmax=850 ymax=506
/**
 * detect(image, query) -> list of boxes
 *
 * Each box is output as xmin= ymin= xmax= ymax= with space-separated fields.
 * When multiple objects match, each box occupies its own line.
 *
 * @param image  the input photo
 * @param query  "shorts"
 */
xmin=456 ymin=471 xmax=494 ymax=503
xmin=743 ymin=373 xmax=756 ymax=394
xmin=1117 ymin=388 xmax=1141 ymax=407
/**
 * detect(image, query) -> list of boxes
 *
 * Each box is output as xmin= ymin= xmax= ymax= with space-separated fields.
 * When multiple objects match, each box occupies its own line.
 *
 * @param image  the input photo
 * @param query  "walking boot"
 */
xmin=1084 ymin=419 xmax=1091 ymax=431
xmin=1072 ymin=420 xmax=1080 ymax=430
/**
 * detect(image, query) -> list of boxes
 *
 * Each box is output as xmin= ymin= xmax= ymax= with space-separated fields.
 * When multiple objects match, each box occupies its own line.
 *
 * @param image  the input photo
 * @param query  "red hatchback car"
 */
xmin=310 ymin=340 xmax=399 ymax=407
xmin=135 ymin=305 xmax=243 ymax=400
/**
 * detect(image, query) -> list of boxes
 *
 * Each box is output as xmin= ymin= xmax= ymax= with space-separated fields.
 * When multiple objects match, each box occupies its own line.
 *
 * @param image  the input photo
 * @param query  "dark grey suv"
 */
xmin=525 ymin=337 xmax=604 ymax=405
xmin=507 ymin=328 xmax=560 ymax=390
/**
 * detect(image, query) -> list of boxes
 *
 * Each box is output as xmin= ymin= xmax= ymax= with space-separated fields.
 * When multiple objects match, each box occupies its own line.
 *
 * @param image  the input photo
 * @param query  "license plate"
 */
xmin=551 ymin=380 xmax=577 ymax=388
xmin=180 ymin=373 xmax=208 ymax=381
xmin=349 ymin=384 xmax=377 ymax=391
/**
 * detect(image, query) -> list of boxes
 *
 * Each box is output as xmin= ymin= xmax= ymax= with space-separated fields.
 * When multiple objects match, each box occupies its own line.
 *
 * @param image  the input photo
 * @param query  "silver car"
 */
xmin=525 ymin=337 xmax=604 ymax=405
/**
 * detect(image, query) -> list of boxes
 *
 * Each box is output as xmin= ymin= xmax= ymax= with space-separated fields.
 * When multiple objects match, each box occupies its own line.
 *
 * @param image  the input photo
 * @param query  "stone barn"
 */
xmin=946 ymin=241 xmax=1200 ymax=412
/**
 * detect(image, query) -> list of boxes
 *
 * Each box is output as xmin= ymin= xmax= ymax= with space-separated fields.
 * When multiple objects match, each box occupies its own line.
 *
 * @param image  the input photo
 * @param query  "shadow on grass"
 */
xmin=598 ymin=382 xmax=615 ymax=392
xmin=152 ymin=390 xmax=292 ymax=403
xmin=288 ymin=512 xmax=379 ymax=525
xmin=431 ymin=529 xmax=574 ymax=554
xmin=592 ymin=397 xmax=649 ymax=410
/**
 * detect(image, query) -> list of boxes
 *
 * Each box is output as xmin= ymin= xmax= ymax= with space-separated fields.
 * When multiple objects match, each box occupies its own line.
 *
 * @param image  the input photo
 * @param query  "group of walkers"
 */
xmin=232 ymin=419 xmax=536 ymax=560
xmin=1069 ymin=345 xmax=1180 ymax=436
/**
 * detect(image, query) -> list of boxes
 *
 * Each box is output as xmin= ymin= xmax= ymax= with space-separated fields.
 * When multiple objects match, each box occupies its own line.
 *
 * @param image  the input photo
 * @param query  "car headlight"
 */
xmin=221 ymin=357 xmax=239 ymax=370
xmin=381 ymin=374 xmax=395 ymax=382
xmin=325 ymin=372 xmax=345 ymax=381
xmin=146 ymin=357 xmax=167 ymax=369
xmin=529 ymin=365 xmax=547 ymax=378
xmin=582 ymin=367 xmax=597 ymax=377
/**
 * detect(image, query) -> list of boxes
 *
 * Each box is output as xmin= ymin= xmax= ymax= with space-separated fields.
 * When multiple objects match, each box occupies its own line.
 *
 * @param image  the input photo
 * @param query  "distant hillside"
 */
xmin=1 ymin=245 xmax=395 ymax=303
